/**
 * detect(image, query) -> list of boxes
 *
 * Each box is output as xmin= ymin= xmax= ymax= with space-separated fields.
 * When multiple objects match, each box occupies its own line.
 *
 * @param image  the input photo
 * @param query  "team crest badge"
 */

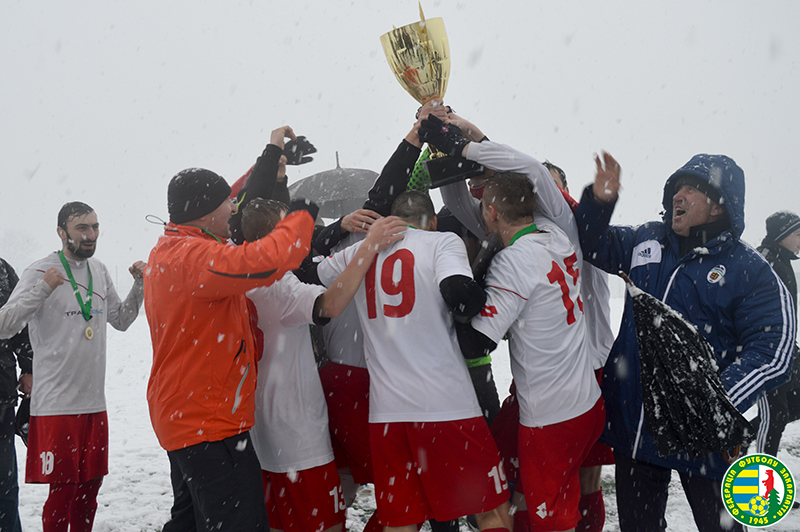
xmin=707 ymin=265 xmax=726 ymax=284
xmin=722 ymin=453 xmax=795 ymax=527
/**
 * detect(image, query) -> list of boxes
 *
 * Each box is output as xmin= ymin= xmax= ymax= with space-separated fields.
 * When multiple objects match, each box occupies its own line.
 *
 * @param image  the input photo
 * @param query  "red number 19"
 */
xmin=365 ymin=249 xmax=416 ymax=319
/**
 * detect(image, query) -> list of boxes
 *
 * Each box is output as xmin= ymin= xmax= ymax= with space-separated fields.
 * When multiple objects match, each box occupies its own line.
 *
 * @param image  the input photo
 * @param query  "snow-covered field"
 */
xmin=15 ymin=292 xmax=800 ymax=531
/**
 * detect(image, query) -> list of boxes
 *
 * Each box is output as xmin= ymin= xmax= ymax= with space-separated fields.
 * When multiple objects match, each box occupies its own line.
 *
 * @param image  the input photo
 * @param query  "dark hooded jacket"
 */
xmin=0 ymin=258 xmax=33 ymax=405
xmin=757 ymin=239 xmax=797 ymax=311
xmin=576 ymin=154 xmax=795 ymax=479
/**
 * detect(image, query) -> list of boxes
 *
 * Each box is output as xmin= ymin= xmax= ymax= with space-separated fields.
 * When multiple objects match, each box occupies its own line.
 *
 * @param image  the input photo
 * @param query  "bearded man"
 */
xmin=0 ymin=201 xmax=146 ymax=532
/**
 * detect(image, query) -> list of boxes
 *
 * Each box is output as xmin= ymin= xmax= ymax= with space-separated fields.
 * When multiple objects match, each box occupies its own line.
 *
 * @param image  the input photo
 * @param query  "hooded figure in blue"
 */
xmin=576 ymin=153 xmax=795 ymax=532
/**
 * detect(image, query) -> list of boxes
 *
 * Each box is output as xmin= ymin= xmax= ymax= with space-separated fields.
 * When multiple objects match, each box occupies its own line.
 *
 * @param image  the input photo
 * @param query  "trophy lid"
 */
xmin=380 ymin=16 xmax=450 ymax=104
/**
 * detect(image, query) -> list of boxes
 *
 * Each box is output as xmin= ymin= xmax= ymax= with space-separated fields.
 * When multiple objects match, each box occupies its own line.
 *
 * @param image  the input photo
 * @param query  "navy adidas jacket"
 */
xmin=576 ymin=154 xmax=795 ymax=478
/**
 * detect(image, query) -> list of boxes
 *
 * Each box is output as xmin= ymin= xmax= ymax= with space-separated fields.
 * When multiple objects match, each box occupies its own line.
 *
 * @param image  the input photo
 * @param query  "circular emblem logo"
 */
xmin=722 ymin=453 xmax=795 ymax=527
xmin=707 ymin=264 xmax=726 ymax=284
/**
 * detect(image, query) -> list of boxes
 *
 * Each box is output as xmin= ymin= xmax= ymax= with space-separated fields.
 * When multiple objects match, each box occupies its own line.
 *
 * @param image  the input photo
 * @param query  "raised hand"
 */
xmin=417 ymin=98 xmax=449 ymax=121
xmin=288 ymin=198 xmax=320 ymax=222
xmin=447 ymin=112 xmax=486 ymax=143
xmin=418 ymin=114 xmax=470 ymax=157
xmin=284 ymin=136 xmax=317 ymax=165
xmin=269 ymin=125 xmax=297 ymax=151
xmin=129 ymin=261 xmax=147 ymax=279
xmin=592 ymin=151 xmax=621 ymax=204
xmin=363 ymin=216 xmax=407 ymax=252
xmin=342 ymin=209 xmax=381 ymax=234
xmin=43 ymin=268 xmax=65 ymax=289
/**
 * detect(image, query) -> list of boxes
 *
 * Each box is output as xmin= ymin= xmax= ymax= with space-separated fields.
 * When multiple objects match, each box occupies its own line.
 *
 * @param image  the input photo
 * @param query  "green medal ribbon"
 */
xmin=508 ymin=223 xmax=538 ymax=247
xmin=188 ymin=225 xmax=224 ymax=243
xmin=465 ymin=355 xmax=493 ymax=368
xmin=58 ymin=251 xmax=93 ymax=322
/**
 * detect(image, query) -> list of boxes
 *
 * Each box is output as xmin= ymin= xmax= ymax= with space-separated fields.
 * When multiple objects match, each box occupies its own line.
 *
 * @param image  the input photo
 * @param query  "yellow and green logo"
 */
xmin=722 ymin=453 xmax=795 ymax=527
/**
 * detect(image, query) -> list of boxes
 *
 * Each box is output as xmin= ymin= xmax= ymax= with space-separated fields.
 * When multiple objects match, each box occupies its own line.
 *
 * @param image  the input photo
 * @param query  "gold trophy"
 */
xmin=380 ymin=6 xmax=450 ymax=105
xmin=380 ymin=5 xmax=484 ymax=188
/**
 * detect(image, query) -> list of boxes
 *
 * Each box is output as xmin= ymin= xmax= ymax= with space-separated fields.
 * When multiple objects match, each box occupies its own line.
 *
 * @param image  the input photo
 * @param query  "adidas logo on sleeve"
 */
xmin=631 ymin=240 xmax=662 ymax=269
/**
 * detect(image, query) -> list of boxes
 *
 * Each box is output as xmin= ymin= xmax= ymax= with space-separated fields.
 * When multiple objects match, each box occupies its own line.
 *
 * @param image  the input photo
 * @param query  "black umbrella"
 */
xmin=621 ymin=273 xmax=753 ymax=458
xmin=288 ymin=156 xmax=378 ymax=219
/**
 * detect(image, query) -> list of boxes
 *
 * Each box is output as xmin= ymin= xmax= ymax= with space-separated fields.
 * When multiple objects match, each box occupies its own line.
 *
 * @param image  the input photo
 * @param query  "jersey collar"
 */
xmin=509 ymin=223 xmax=538 ymax=247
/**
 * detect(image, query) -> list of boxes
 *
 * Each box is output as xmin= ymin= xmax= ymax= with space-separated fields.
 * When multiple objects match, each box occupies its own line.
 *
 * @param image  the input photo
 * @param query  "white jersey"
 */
xmin=0 ymin=252 xmax=143 ymax=416
xmin=581 ymin=261 xmax=614 ymax=369
xmin=441 ymin=140 xmax=614 ymax=369
xmin=471 ymin=226 xmax=600 ymax=428
xmin=322 ymin=232 xmax=367 ymax=368
xmin=247 ymin=273 xmax=334 ymax=473
xmin=318 ymin=228 xmax=481 ymax=423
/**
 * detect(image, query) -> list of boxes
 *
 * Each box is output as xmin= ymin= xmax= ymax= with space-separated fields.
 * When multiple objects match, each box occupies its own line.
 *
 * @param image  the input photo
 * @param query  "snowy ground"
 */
xmin=15 ymin=293 xmax=800 ymax=531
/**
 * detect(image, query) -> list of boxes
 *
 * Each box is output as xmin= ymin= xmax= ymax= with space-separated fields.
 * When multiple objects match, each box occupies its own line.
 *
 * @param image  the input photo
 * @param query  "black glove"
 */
xmin=284 ymin=136 xmax=317 ymax=165
xmin=418 ymin=114 xmax=469 ymax=157
xmin=288 ymin=198 xmax=320 ymax=221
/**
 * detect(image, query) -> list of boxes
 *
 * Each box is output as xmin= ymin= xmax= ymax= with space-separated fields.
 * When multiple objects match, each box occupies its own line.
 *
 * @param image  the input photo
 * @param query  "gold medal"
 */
xmin=58 ymin=251 xmax=95 ymax=340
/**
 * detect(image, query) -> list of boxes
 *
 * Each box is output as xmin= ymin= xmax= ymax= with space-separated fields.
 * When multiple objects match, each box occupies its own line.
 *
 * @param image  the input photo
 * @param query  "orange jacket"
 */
xmin=144 ymin=211 xmax=313 ymax=451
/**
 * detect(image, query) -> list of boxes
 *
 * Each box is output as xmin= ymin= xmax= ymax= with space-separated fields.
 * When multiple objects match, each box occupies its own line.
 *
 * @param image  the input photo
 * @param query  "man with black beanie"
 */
xmin=755 ymin=211 xmax=800 ymax=457
xmin=144 ymin=167 xmax=315 ymax=531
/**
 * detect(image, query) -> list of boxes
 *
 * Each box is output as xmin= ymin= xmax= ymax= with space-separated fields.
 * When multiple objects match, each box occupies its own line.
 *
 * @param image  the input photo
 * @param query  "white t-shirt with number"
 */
xmin=441 ymin=140 xmax=615 ymax=370
xmin=317 ymin=228 xmax=482 ymax=423
xmin=247 ymin=273 xmax=334 ymax=473
xmin=471 ymin=224 xmax=600 ymax=428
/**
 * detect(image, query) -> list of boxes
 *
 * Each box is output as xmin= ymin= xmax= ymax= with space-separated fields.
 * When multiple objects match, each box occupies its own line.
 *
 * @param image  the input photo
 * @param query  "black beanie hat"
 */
xmin=766 ymin=211 xmax=800 ymax=244
xmin=168 ymin=168 xmax=232 ymax=224
xmin=674 ymin=175 xmax=722 ymax=205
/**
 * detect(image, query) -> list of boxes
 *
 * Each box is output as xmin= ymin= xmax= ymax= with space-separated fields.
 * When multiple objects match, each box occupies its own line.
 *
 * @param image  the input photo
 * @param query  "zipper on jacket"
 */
xmin=232 ymin=363 xmax=250 ymax=414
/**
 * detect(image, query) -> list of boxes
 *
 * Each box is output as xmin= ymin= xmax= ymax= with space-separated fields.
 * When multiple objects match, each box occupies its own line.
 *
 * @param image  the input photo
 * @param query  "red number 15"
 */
xmin=365 ymin=249 xmax=416 ymax=319
xmin=546 ymin=253 xmax=583 ymax=325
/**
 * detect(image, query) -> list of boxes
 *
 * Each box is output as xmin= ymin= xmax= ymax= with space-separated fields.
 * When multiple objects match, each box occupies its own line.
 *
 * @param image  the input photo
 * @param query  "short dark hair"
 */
xmin=58 ymin=202 xmax=94 ymax=229
xmin=543 ymin=160 xmax=567 ymax=190
xmin=241 ymin=198 xmax=288 ymax=242
xmin=391 ymin=191 xmax=435 ymax=228
xmin=483 ymin=172 xmax=536 ymax=224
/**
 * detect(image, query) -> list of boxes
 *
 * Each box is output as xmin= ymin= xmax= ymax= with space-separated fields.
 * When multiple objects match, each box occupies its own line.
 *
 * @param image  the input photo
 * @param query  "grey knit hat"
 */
xmin=168 ymin=168 xmax=231 ymax=224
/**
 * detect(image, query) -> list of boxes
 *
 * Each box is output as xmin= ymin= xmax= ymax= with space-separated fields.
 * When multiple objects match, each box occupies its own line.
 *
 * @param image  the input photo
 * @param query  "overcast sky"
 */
xmin=2 ymin=0 xmax=799 ymax=289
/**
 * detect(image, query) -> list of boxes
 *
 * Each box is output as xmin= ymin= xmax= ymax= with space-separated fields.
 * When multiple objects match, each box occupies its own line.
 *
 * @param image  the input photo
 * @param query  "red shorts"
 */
xmin=26 ymin=412 xmax=109 ymax=484
xmin=584 ymin=369 xmax=614 ymax=467
xmin=319 ymin=362 xmax=373 ymax=483
xmin=370 ymin=418 xmax=509 ymax=527
xmin=518 ymin=398 xmax=605 ymax=532
xmin=490 ymin=387 xmax=521 ymax=489
xmin=582 ymin=439 xmax=614 ymax=467
xmin=492 ymin=376 xmax=613 ymax=492
xmin=262 ymin=461 xmax=345 ymax=532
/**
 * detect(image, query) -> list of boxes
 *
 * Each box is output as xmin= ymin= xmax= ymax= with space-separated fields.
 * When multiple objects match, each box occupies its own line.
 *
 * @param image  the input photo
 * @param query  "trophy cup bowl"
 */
xmin=380 ymin=17 xmax=450 ymax=105
xmin=380 ymin=15 xmax=484 ymax=189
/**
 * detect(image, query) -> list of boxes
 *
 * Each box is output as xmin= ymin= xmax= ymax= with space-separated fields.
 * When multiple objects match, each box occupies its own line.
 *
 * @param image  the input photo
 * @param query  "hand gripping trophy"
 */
xmin=380 ymin=5 xmax=484 ymax=188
